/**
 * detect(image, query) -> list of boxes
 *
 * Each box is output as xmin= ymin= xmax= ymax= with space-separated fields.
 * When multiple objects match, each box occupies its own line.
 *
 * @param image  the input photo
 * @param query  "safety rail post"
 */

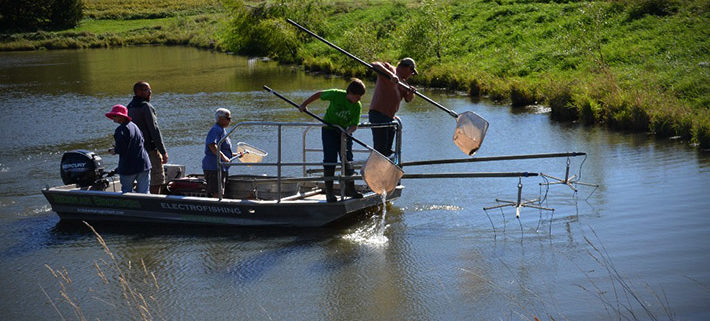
xmin=395 ymin=118 xmax=403 ymax=165
xmin=277 ymin=124 xmax=282 ymax=203
xmin=302 ymin=127 xmax=309 ymax=177
xmin=339 ymin=131 xmax=347 ymax=199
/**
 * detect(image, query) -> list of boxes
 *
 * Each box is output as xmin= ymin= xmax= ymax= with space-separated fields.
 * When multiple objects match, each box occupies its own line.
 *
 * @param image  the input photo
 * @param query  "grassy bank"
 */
xmin=220 ymin=0 xmax=710 ymax=148
xmin=2 ymin=0 xmax=709 ymax=148
xmin=0 ymin=0 xmax=225 ymax=50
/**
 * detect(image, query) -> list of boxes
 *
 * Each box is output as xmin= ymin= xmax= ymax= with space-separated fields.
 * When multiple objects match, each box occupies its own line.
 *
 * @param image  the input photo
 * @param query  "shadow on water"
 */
xmin=227 ymin=240 xmax=313 ymax=283
xmin=48 ymin=219 xmax=349 ymax=285
xmin=41 ymin=206 xmax=391 ymax=284
xmin=225 ymin=205 xmax=400 ymax=284
xmin=0 ymin=215 xmax=66 ymax=259
xmin=50 ymin=219 xmax=345 ymax=239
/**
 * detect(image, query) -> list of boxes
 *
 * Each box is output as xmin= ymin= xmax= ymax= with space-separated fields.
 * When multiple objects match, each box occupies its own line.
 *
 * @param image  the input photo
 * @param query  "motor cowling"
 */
xmin=60 ymin=150 xmax=105 ymax=187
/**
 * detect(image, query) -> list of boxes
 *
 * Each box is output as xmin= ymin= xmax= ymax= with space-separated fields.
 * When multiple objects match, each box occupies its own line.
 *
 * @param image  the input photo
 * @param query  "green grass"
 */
xmin=71 ymin=17 xmax=175 ymax=34
xmin=0 ymin=12 xmax=224 ymax=51
xmin=217 ymin=0 xmax=710 ymax=147
xmin=83 ymin=0 xmax=223 ymax=19
xmin=1 ymin=0 xmax=709 ymax=147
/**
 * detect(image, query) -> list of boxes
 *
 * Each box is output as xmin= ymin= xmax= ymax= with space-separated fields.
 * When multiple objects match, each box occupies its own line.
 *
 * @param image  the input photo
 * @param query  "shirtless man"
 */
xmin=368 ymin=58 xmax=418 ymax=158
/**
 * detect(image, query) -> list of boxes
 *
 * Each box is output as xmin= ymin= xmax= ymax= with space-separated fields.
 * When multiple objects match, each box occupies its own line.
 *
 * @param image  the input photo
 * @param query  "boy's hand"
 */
xmin=346 ymin=126 xmax=357 ymax=134
xmin=299 ymin=103 xmax=308 ymax=113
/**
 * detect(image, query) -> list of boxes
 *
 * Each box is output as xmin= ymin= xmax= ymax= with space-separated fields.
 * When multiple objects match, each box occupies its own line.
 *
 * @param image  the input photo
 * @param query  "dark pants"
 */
xmin=322 ymin=127 xmax=357 ymax=200
xmin=322 ymin=127 xmax=354 ymax=166
xmin=368 ymin=109 xmax=395 ymax=157
xmin=204 ymin=170 xmax=228 ymax=196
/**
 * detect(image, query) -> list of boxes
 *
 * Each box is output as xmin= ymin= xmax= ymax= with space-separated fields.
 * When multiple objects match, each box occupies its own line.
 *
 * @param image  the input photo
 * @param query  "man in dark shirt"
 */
xmin=127 ymin=81 xmax=169 ymax=194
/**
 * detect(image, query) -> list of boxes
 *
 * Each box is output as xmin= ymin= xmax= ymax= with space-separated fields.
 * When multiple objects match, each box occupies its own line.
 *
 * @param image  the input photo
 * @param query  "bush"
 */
xmin=510 ymin=80 xmax=536 ymax=107
xmin=692 ymin=114 xmax=710 ymax=148
xmin=0 ymin=0 xmax=83 ymax=31
xmin=220 ymin=0 xmax=323 ymax=61
xmin=541 ymin=77 xmax=576 ymax=120
xmin=49 ymin=0 xmax=84 ymax=29
xmin=469 ymin=79 xmax=482 ymax=97
xmin=624 ymin=0 xmax=679 ymax=20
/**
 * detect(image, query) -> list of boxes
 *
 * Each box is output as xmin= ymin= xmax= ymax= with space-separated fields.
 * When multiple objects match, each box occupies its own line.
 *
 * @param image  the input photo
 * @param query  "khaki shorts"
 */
xmin=148 ymin=149 xmax=166 ymax=185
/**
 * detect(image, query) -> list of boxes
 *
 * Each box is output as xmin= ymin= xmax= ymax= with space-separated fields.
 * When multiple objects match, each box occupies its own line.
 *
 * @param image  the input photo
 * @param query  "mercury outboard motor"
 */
xmin=60 ymin=150 xmax=106 ymax=187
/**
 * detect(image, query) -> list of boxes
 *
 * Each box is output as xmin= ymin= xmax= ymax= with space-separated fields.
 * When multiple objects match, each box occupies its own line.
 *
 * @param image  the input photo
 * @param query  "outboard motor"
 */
xmin=60 ymin=150 xmax=106 ymax=187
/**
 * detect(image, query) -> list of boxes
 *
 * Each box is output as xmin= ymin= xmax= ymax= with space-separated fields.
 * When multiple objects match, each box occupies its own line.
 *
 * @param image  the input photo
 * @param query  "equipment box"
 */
xmin=163 ymin=164 xmax=185 ymax=181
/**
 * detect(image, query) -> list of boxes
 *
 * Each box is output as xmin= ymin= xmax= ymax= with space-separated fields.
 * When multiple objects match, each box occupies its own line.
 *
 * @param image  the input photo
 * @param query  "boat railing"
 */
xmin=216 ymin=118 xmax=402 ymax=202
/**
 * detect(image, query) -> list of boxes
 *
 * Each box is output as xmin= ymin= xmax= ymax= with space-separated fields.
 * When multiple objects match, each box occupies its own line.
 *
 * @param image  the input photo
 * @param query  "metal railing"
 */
xmin=215 ymin=119 xmax=402 ymax=202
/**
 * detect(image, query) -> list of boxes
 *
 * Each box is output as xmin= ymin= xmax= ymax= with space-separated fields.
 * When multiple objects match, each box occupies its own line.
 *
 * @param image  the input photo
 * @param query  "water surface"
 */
xmin=1 ymin=46 xmax=709 ymax=320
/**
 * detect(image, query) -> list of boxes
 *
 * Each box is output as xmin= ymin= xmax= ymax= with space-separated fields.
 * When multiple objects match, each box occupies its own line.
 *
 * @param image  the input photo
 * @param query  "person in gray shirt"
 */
xmin=127 ymin=81 xmax=169 ymax=194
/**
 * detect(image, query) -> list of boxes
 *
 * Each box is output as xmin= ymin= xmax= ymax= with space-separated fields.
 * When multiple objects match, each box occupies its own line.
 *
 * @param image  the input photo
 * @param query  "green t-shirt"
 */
xmin=320 ymin=89 xmax=362 ymax=128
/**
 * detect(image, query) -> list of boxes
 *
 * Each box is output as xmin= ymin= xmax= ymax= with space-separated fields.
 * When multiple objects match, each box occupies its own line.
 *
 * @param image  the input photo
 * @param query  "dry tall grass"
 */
xmin=42 ymin=221 xmax=163 ymax=321
xmin=578 ymin=229 xmax=676 ymax=321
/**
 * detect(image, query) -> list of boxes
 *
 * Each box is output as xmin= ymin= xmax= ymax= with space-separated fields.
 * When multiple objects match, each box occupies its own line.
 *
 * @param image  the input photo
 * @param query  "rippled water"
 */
xmin=1 ymin=47 xmax=709 ymax=320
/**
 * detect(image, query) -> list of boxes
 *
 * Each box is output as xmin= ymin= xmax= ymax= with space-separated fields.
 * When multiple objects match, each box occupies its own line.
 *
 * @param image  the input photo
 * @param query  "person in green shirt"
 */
xmin=299 ymin=78 xmax=366 ymax=202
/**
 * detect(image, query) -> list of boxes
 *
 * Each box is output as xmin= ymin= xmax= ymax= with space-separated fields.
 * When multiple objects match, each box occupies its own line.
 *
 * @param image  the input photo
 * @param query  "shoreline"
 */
xmin=2 ymin=0 xmax=708 ymax=148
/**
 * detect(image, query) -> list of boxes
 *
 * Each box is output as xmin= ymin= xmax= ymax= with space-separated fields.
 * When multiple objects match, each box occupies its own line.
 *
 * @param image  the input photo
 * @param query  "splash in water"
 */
xmin=341 ymin=191 xmax=388 ymax=246
xmin=378 ymin=190 xmax=388 ymax=235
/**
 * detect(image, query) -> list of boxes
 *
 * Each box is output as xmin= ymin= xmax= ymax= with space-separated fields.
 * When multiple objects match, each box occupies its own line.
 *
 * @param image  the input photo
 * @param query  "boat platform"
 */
xmin=42 ymin=182 xmax=402 ymax=227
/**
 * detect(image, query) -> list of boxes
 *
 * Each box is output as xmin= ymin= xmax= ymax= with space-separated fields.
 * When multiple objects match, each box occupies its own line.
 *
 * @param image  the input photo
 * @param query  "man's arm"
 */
xmin=371 ymin=61 xmax=398 ymax=85
xmin=145 ymin=104 xmax=168 ymax=163
xmin=208 ymin=143 xmax=231 ymax=163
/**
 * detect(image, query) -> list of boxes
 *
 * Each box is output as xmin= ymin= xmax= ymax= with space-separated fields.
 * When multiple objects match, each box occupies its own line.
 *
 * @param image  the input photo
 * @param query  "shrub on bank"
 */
xmin=693 ymin=115 xmax=710 ymax=148
xmin=510 ymin=80 xmax=537 ymax=107
xmin=0 ymin=0 xmax=83 ymax=31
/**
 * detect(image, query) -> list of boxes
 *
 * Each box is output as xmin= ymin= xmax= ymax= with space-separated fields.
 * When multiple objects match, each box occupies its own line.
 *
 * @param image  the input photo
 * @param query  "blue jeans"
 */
xmin=368 ymin=109 xmax=395 ymax=157
xmin=120 ymin=170 xmax=151 ymax=193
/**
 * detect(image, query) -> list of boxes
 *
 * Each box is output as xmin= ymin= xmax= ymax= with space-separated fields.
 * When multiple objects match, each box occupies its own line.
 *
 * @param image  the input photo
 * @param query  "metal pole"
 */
xmin=234 ymin=171 xmax=537 ymax=183
xmin=395 ymin=118 xmax=403 ymax=165
xmin=340 ymin=131 xmax=347 ymax=199
xmin=400 ymin=152 xmax=587 ymax=167
xmin=286 ymin=18 xmax=460 ymax=119
xmin=302 ymin=126 xmax=308 ymax=177
xmin=400 ymin=172 xmax=538 ymax=179
xmin=277 ymin=125 xmax=282 ymax=203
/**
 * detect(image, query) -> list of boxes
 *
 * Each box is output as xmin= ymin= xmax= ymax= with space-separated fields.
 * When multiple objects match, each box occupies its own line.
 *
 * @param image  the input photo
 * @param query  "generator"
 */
xmin=166 ymin=176 xmax=207 ymax=197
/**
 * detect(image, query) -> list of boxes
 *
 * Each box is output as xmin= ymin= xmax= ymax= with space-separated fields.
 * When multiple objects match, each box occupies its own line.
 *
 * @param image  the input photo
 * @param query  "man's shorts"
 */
xmin=148 ymin=149 xmax=166 ymax=186
xmin=204 ymin=170 xmax=228 ymax=195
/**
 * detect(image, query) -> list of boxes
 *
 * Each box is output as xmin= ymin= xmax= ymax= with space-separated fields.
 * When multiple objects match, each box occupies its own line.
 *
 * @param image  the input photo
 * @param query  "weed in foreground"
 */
xmin=577 ymin=228 xmax=676 ymax=321
xmin=42 ymin=221 xmax=163 ymax=321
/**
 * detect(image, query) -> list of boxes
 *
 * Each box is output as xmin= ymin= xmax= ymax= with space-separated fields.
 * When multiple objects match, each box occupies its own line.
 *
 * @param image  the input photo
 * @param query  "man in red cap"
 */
xmin=106 ymin=104 xmax=152 ymax=193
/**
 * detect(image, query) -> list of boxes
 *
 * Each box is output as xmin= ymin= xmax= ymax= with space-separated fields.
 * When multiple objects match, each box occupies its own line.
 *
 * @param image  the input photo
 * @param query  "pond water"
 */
xmin=1 ymin=46 xmax=708 ymax=320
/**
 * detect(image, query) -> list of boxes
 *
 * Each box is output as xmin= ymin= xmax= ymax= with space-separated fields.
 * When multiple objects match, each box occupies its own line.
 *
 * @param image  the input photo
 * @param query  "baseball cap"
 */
xmin=399 ymin=57 xmax=418 ymax=75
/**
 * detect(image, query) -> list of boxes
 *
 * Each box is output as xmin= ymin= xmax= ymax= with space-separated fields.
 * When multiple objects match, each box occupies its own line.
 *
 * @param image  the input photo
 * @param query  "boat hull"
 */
xmin=42 ymin=185 xmax=402 ymax=227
